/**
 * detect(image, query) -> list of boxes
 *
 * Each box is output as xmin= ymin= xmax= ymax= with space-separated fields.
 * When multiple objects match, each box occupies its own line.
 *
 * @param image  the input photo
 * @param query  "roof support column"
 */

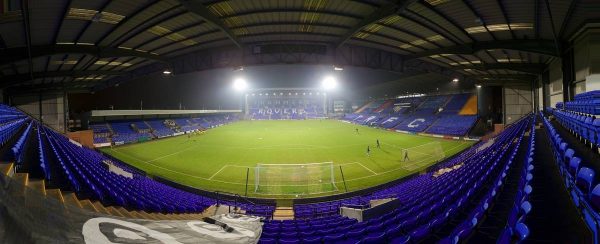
xmin=561 ymin=45 xmax=574 ymax=102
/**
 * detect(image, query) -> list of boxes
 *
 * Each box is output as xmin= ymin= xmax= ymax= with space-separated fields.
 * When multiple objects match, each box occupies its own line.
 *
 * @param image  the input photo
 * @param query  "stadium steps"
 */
xmin=46 ymin=188 xmax=65 ymax=203
xmin=105 ymin=206 xmax=125 ymax=218
xmin=115 ymin=207 xmax=135 ymax=218
xmin=272 ymin=207 xmax=294 ymax=220
xmin=13 ymin=172 xmax=28 ymax=187
xmin=2 ymin=166 xmax=219 ymax=221
xmin=79 ymin=199 xmax=99 ymax=212
xmin=28 ymin=179 xmax=46 ymax=195
xmin=91 ymin=201 xmax=111 ymax=215
xmin=61 ymin=192 xmax=83 ymax=208
xmin=1 ymin=170 xmax=211 ymax=221
xmin=0 ymin=162 xmax=14 ymax=176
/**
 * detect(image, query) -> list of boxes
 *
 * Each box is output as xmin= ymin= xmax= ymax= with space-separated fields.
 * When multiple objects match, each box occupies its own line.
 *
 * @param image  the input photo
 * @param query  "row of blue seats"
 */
xmin=569 ymin=91 xmax=600 ymax=115
xmin=11 ymin=120 xmax=32 ymax=166
xmin=543 ymin=113 xmax=600 ymax=243
xmin=440 ymin=115 xmax=533 ymax=244
xmin=497 ymin=116 xmax=536 ymax=243
xmin=552 ymin=109 xmax=600 ymax=148
xmin=0 ymin=118 xmax=28 ymax=147
xmin=37 ymin=122 xmax=51 ymax=180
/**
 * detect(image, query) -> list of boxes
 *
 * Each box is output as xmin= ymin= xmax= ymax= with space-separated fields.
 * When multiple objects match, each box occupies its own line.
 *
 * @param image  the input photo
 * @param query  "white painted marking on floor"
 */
xmin=355 ymin=162 xmax=378 ymax=175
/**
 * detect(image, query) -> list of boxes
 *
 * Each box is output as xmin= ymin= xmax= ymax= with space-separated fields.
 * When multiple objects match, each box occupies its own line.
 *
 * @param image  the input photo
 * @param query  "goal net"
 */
xmin=254 ymin=162 xmax=338 ymax=196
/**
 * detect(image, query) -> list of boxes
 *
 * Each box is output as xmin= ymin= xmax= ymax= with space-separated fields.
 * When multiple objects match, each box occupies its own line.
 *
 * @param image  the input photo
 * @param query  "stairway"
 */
xmin=0 ymin=167 xmax=214 ymax=221
xmin=272 ymin=207 xmax=294 ymax=220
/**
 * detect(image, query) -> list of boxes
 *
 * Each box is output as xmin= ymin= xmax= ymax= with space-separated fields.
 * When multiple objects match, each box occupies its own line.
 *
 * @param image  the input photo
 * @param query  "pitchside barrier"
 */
xmin=254 ymin=162 xmax=338 ymax=196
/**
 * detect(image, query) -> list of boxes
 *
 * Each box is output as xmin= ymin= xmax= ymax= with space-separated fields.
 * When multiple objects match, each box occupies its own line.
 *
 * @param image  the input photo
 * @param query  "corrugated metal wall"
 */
xmin=549 ymin=59 xmax=563 ymax=107
xmin=504 ymin=84 xmax=532 ymax=125
xmin=11 ymin=94 xmax=66 ymax=133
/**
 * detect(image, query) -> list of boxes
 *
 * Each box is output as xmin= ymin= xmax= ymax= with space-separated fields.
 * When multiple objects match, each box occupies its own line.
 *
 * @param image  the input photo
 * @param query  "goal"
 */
xmin=254 ymin=162 xmax=338 ymax=196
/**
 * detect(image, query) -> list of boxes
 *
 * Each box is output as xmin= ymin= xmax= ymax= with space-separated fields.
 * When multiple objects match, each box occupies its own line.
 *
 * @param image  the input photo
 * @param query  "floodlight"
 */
xmin=476 ymin=84 xmax=482 ymax=88
xmin=452 ymin=78 xmax=459 ymax=82
xmin=333 ymin=65 xmax=343 ymax=71
xmin=233 ymin=78 xmax=247 ymax=91
xmin=163 ymin=70 xmax=172 ymax=75
xmin=322 ymin=76 xmax=337 ymax=90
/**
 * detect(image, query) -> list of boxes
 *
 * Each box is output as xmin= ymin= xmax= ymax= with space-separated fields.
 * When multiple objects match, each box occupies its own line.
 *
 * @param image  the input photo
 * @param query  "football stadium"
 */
xmin=0 ymin=1 xmax=598 ymax=243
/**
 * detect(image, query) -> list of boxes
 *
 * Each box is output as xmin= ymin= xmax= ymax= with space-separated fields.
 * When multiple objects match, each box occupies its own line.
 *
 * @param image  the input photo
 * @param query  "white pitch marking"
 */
xmin=209 ymin=165 xmax=229 ymax=180
xmin=355 ymin=162 xmax=378 ymax=175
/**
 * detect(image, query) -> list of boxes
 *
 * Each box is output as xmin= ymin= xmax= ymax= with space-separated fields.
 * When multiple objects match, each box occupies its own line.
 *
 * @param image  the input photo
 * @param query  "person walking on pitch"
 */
xmin=376 ymin=139 xmax=380 ymax=148
xmin=366 ymin=146 xmax=371 ymax=156
xmin=402 ymin=149 xmax=410 ymax=162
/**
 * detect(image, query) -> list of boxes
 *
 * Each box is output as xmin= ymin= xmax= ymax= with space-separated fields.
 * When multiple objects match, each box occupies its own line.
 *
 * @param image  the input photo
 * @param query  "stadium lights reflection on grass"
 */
xmin=322 ymin=76 xmax=337 ymax=90
xmin=233 ymin=78 xmax=248 ymax=91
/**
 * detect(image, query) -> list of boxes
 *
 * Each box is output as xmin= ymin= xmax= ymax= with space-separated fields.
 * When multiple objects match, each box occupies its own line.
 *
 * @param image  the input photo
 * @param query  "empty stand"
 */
xmin=343 ymin=94 xmax=478 ymax=137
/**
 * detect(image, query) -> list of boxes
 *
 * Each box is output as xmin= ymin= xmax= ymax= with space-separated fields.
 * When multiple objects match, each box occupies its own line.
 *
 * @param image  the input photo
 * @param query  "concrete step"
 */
xmin=273 ymin=207 xmax=295 ymax=220
xmin=46 ymin=189 xmax=64 ymax=203
xmin=91 ymin=201 xmax=111 ymax=215
xmin=0 ymin=163 xmax=14 ymax=176
xmin=14 ymin=173 xmax=28 ymax=186
xmin=28 ymin=179 xmax=46 ymax=195
xmin=62 ymin=192 xmax=82 ymax=208
xmin=79 ymin=200 xmax=98 ymax=212
xmin=116 ymin=207 xmax=134 ymax=218
xmin=106 ymin=206 xmax=125 ymax=218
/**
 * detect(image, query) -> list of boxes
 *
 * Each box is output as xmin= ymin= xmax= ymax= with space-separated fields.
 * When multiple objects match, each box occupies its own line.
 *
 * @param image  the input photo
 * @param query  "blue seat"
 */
xmin=577 ymin=167 xmax=596 ymax=195
xmin=514 ymin=223 xmax=529 ymax=241
xmin=564 ymin=148 xmax=575 ymax=166
xmin=301 ymin=236 xmax=321 ymax=244
xmin=390 ymin=235 xmax=410 ymax=244
xmin=258 ymin=238 xmax=276 ymax=244
xmin=322 ymin=233 xmax=344 ymax=243
xmin=410 ymin=225 xmax=431 ymax=242
xmin=361 ymin=232 xmax=385 ymax=244
xmin=279 ymin=238 xmax=300 ymax=244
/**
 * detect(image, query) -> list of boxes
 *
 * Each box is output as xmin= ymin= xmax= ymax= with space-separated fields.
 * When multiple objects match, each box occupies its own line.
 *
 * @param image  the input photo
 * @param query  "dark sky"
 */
xmin=69 ymin=64 xmax=406 ymax=112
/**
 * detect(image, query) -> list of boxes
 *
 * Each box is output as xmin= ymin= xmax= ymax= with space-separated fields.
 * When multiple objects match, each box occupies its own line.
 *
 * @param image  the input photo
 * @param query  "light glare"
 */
xmin=322 ymin=76 xmax=337 ymax=90
xmin=233 ymin=78 xmax=247 ymax=91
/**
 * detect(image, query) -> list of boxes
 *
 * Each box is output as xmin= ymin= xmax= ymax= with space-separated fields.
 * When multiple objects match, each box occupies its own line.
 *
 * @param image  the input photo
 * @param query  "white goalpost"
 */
xmin=254 ymin=162 xmax=338 ymax=195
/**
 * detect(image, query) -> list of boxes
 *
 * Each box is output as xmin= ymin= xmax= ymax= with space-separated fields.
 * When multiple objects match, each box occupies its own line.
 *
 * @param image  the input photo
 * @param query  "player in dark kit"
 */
xmin=355 ymin=128 xmax=359 ymax=134
xmin=402 ymin=149 xmax=410 ymax=162
xmin=366 ymin=146 xmax=371 ymax=156
xmin=376 ymin=139 xmax=380 ymax=148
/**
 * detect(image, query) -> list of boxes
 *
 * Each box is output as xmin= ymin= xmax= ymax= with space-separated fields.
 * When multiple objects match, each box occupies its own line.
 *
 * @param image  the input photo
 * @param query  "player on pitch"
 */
xmin=402 ymin=148 xmax=410 ymax=162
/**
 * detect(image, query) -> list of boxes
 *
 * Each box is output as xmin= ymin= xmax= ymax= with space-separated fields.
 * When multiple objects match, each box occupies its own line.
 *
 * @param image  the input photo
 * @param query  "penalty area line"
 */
xmin=354 ymin=162 xmax=378 ymax=175
xmin=208 ymin=165 xmax=229 ymax=180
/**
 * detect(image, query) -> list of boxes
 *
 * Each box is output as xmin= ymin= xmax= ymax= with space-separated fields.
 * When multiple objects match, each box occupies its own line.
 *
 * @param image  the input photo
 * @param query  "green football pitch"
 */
xmin=100 ymin=120 xmax=474 ymax=198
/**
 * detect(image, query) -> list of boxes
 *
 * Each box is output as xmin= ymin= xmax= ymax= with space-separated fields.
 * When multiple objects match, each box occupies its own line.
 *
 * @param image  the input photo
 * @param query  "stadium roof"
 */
xmin=0 ymin=0 xmax=593 ymax=93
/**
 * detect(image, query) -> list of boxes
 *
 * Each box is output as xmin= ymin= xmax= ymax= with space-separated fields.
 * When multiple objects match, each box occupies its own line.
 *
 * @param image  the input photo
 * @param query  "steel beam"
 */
xmin=474 ymin=74 xmax=537 ymax=82
xmin=0 ymin=44 xmax=165 ymax=66
xmin=452 ymin=63 xmax=546 ymax=74
xmin=335 ymin=0 xmax=418 ymax=49
xmin=95 ymin=44 xmax=474 ymax=91
xmin=0 ymin=70 xmax=123 ymax=88
xmin=179 ymin=0 xmax=243 ymax=48
xmin=405 ymin=39 xmax=559 ymax=59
